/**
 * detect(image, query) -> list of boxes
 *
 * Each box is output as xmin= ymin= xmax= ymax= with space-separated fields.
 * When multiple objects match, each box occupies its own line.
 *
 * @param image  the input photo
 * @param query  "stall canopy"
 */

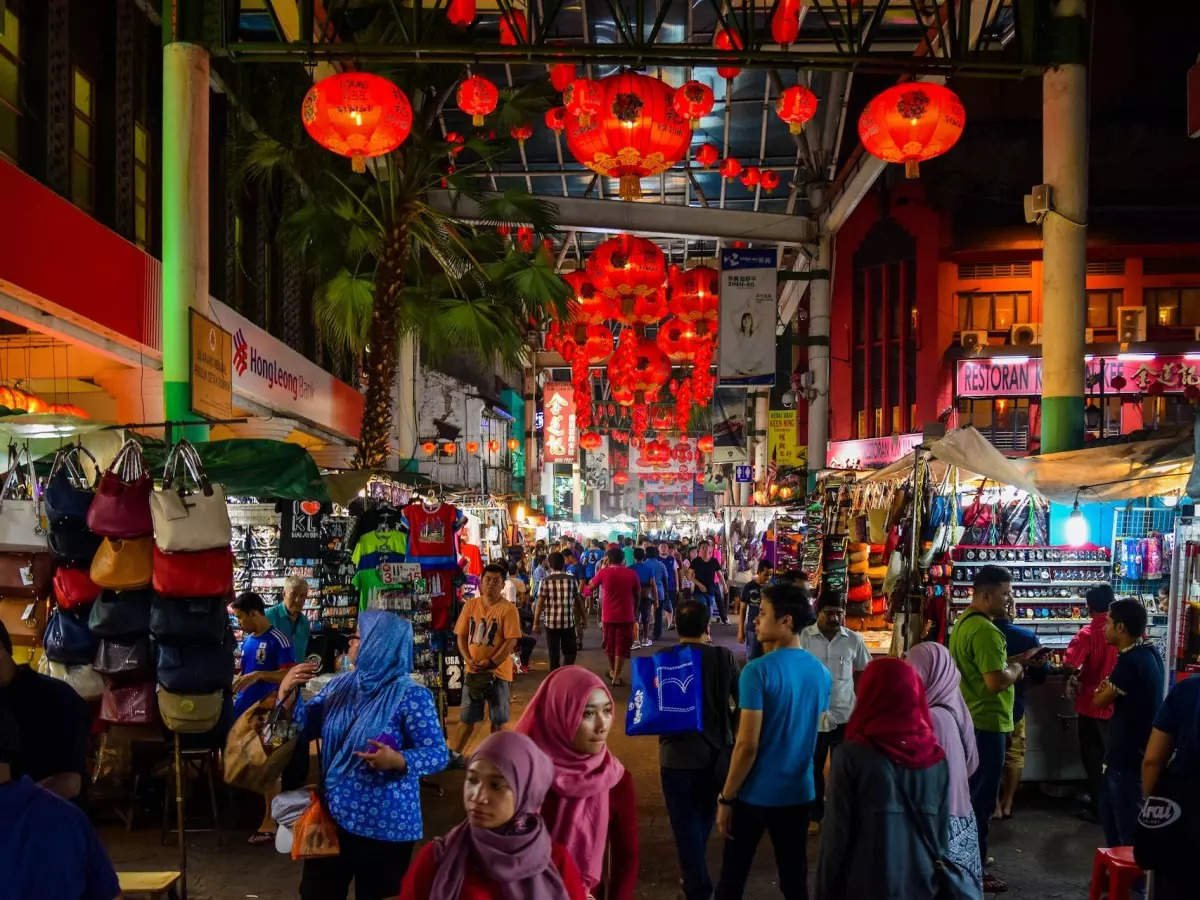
xmin=866 ymin=427 xmax=1043 ymax=497
xmin=139 ymin=439 xmax=329 ymax=502
xmin=1025 ymin=428 xmax=1194 ymax=505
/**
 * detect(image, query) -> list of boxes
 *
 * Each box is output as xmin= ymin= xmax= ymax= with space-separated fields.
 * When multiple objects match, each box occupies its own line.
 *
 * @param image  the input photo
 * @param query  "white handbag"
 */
xmin=36 ymin=656 xmax=105 ymax=701
xmin=0 ymin=447 xmax=47 ymax=552
xmin=150 ymin=441 xmax=231 ymax=552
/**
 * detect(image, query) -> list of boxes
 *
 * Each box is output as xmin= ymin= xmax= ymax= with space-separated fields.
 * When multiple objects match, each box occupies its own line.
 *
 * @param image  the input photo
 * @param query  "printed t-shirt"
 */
xmin=454 ymin=596 xmax=522 ymax=682
xmin=234 ymin=627 xmax=295 ymax=717
xmin=737 ymin=647 xmax=831 ymax=806
xmin=949 ymin=610 xmax=1013 ymax=733
xmin=402 ymin=502 xmax=465 ymax=566
xmin=690 ymin=558 xmax=722 ymax=595
xmin=589 ymin=565 xmax=640 ymax=624
xmin=351 ymin=530 xmax=408 ymax=565
xmin=1106 ymin=641 xmax=1165 ymax=771
xmin=1154 ymin=674 xmax=1200 ymax=777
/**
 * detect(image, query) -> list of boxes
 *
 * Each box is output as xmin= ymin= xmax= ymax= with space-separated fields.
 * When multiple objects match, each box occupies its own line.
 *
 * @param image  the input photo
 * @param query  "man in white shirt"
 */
xmin=799 ymin=595 xmax=871 ymax=831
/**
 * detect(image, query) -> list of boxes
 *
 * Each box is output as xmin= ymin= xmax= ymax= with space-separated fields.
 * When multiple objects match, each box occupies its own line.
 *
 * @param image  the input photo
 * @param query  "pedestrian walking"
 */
xmin=1064 ymin=584 xmax=1119 ymax=822
xmin=533 ymin=552 xmax=586 ymax=671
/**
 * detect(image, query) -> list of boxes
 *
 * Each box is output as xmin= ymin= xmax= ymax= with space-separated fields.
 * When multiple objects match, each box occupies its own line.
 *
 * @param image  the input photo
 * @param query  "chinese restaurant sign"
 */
xmin=957 ymin=355 xmax=1200 ymax=399
xmin=827 ymin=432 xmax=923 ymax=470
xmin=542 ymin=383 xmax=577 ymax=463
xmin=631 ymin=437 xmax=699 ymax=475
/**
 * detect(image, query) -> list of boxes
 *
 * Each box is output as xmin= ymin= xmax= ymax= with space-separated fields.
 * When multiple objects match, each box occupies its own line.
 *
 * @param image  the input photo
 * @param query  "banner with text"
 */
xmin=711 ymin=386 xmax=749 ymax=464
xmin=956 ymin=355 xmax=1200 ymax=399
xmin=542 ymin=383 xmax=577 ymax=463
xmin=827 ymin=433 xmax=924 ymax=470
xmin=767 ymin=409 xmax=807 ymax=468
xmin=719 ymin=248 xmax=778 ymax=386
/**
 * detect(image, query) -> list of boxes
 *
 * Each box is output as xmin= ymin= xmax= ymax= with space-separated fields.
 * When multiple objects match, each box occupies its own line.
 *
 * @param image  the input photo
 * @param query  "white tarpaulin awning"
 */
xmin=1024 ymin=429 xmax=1194 ymax=505
xmin=865 ymin=427 xmax=1043 ymax=498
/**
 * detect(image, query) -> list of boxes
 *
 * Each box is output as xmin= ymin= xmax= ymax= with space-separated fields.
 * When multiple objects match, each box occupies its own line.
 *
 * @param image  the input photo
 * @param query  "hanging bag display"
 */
xmin=150 ymin=441 xmax=231 ymax=552
xmin=93 ymin=636 xmax=154 ymax=679
xmin=88 ymin=589 xmax=154 ymax=639
xmin=156 ymin=631 xmax=234 ymax=693
xmin=149 ymin=595 xmax=228 ymax=645
xmin=0 ymin=446 xmax=47 ymax=552
xmin=0 ymin=550 xmax=55 ymax=600
xmin=152 ymin=545 xmax=234 ymax=598
xmin=626 ymin=644 xmax=705 ymax=736
xmin=42 ymin=607 xmax=97 ymax=666
xmin=48 ymin=522 xmax=103 ymax=566
xmin=157 ymin=687 xmax=225 ymax=734
xmin=223 ymin=693 xmax=300 ymax=794
xmin=0 ymin=596 xmax=46 ymax=649
xmin=36 ymin=656 xmax=105 ymax=701
xmin=99 ymin=680 xmax=158 ymax=725
xmin=52 ymin=566 xmax=102 ymax=610
xmin=89 ymin=537 xmax=153 ymax=590
xmin=44 ymin=445 xmax=98 ymax=527
xmin=86 ymin=440 xmax=153 ymax=539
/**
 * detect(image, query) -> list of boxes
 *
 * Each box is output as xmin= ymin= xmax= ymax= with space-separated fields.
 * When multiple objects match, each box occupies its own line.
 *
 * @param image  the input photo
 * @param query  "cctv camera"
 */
xmin=780 ymin=390 xmax=797 ymax=408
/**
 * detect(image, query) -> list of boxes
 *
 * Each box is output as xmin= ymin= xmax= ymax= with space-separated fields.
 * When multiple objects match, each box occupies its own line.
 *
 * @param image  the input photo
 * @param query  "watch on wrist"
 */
xmin=717 ymin=793 xmax=736 ymax=806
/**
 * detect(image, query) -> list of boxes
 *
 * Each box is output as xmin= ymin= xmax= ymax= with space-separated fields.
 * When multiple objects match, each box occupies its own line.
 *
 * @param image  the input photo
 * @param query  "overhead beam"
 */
xmin=429 ymin=191 xmax=817 ymax=245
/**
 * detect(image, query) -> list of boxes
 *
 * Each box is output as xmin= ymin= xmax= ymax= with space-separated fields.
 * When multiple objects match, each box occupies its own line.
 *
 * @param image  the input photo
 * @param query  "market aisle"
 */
xmin=100 ymin=620 xmax=1097 ymax=899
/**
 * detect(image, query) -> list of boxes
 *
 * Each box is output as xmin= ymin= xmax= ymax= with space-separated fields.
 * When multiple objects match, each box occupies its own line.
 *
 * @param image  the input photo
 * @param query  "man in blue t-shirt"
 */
xmin=645 ymin=545 xmax=671 ymax=642
xmin=631 ymin=547 xmax=660 ymax=649
xmin=657 ymin=541 xmax=679 ymax=633
xmin=716 ymin=583 xmax=831 ymax=898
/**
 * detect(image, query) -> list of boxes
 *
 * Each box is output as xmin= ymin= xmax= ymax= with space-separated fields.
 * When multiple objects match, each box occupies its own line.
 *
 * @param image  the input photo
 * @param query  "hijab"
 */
xmin=317 ymin=611 xmax=413 ymax=788
xmin=906 ymin=641 xmax=979 ymax=818
xmin=845 ymin=657 xmax=945 ymax=770
xmin=429 ymin=732 xmax=567 ymax=900
xmin=515 ymin=666 xmax=625 ymax=891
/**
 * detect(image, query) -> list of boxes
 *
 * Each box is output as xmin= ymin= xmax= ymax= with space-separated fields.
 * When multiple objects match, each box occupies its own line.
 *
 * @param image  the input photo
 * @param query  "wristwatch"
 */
xmin=717 ymin=793 xmax=736 ymax=806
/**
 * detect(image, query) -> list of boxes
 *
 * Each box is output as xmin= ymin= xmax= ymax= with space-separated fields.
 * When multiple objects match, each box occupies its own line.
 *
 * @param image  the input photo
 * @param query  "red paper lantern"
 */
xmin=545 ymin=106 xmax=567 ymax=132
xmin=713 ymin=27 xmax=742 ymax=80
xmin=466 ymin=440 xmax=480 ymax=454
xmin=719 ymin=157 xmax=742 ymax=180
xmin=657 ymin=317 xmax=698 ymax=363
xmin=579 ymin=431 xmax=603 ymax=451
xmin=441 ymin=443 xmax=457 ymax=456
xmin=422 ymin=440 xmax=437 ymax=455
xmin=301 ymin=73 xmax=414 ymax=173
xmin=564 ymin=78 xmax=604 ymax=127
xmin=668 ymin=266 xmax=719 ymax=321
xmin=447 ymin=0 xmax=475 ymax=27
xmin=488 ymin=439 xmax=499 ymax=453
xmin=695 ymin=473 xmax=706 ymax=485
xmin=564 ymin=72 xmax=693 ymax=200
xmin=587 ymin=234 xmax=667 ymax=313
xmin=608 ymin=333 xmax=672 ymax=403
xmin=508 ymin=438 xmax=520 ymax=451
xmin=858 ymin=82 xmax=966 ymax=178
xmin=612 ymin=384 xmax=636 ymax=407
xmin=776 ymin=84 xmax=818 ymax=134
xmin=613 ymin=471 xmax=630 ymax=486
xmin=549 ymin=63 xmax=575 ymax=92
xmin=564 ymin=270 xmax=615 ymax=325
xmin=457 ymin=75 xmax=500 ymax=127
xmin=771 ymin=0 xmax=801 ymax=45
xmin=557 ymin=322 xmax=613 ymax=365
xmin=1110 ymin=374 xmax=1128 ymax=391
xmin=499 ymin=9 xmax=528 ymax=45
xmin=694 ymin=143 xmax=720 ymax=168
xmin=516 ymin=225 xmax=535 ymax=253
xmin=740 ymin=166 xmax=761 ymax=188
xmin=444 ymin=131 xmax=466 ymax=157
xmin=696 ymin=434 xmax=715 ymax=453
xmin=510 ymin=122 xmax=533 ymax=146
xmin=673 ymin=80 xmax=715 ymax=128
xmin=760 ymin=170 xmax=781 ymax=191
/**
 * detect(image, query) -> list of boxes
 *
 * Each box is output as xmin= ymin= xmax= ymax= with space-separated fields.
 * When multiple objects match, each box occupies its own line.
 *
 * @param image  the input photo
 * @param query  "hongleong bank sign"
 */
xmin=956 ymin=355 xmax=1200 ymax=399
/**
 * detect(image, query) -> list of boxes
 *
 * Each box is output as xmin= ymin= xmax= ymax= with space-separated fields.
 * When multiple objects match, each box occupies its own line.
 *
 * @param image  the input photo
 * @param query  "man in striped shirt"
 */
xmin=532 ymin=551 xmax=586 ymax=670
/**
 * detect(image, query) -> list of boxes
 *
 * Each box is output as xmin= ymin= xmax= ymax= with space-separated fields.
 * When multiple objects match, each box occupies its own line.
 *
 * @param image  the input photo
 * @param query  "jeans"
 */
xmin=714 ymin=587 xmax=729 ymax=623
xmin=545 ymin=626 xmax=577 ymax=670
xmin=1101 ymin=765 xmax=1144 ymax=847
xmin=812 ymin=725 xmax=845 ymax=822
xmin=715 ymin=800 xmax=811 ymax=900
xmin=695 ymin=592 xmax=718 ymax=621
xmin=1078 ymin=715 xmax=1110 ymax=814
xmin=969 ymin=729 xmax=1007 ymax=866
xmin=300 ymin=827 xmax=414 ymax=900
xmin=516 ymin=635 xmax=536 ymax=667
xmin=661 ymin=766 xmax=721 ymax=900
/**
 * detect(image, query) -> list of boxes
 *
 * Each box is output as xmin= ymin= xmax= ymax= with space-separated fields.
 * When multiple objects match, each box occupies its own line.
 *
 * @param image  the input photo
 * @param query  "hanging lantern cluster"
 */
xmin=858 ymin=82 xmax=966 ymax=178
xmin=301 ymin=73 xmax=414 ymax=173
xmin=457 ymin=74 xmax=500 ymax=127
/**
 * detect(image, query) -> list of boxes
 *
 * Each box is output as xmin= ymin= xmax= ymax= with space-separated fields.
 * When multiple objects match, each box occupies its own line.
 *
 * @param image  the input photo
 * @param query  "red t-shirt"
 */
xmin=588 ymin=566 xmax=640 ymax=625
xmin=399 ymin=839 xmax=587 ymax=900
xmin=402 ymin=502 xmax=465 ymax=563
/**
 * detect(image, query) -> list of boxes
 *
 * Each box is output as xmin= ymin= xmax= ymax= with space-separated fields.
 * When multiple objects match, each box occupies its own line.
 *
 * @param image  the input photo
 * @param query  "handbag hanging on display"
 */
xmin=88 ymin=589 xmax=154 ymax=639
xmin=149 ymin=595 xmax=228 ymax=645
xmin=0 ymin=447 xmax=47 ymax=553
xmin=43 ymin=607 xmax=97 ymax=666
xmin=44 ymin=445 xmax=98 ymax=527
xmin=156 ymin=631 xmax=234 ymax=693
xmin=53 ymin=565 xmax=102 ymax=610
xmin=36 ymin=655 xmax=105 ymax=701
xmin=93 ymin=636 xmax=154 ymax=679
xmin=86 ymin=440 xmax=153 ymax=539
xmin=151 ymin=440 xmax=231 ymax=552
xmin=0 ymin=596 xmax=46 ymax=648
xmin=99 ymin=680 xmax=158 ymax=725
xmin=89 ymin=537 xmax=153 ymax=590
xmin=152 ymin=545 xmax=234 ymax=598
xmin=0 ymin=550 xmax=55 ymax=599
xmin=48 ymin=521 xmax=103 ymax=566
xmin=157 ymin=687 xmax=225 ymax=734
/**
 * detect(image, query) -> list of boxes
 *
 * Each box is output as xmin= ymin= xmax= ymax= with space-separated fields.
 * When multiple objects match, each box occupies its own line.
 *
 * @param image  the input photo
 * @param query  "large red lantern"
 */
xmin=564 ymin=270 xmax=616 ymax=325
xmin=858 ymin=82 xmax=966 ymax=178
xmin=668 ymin=266 xmax=719 ymax=321
xmin=673 ymin=80 xmax=715 ymax=128
xmin=697 ymin=435 xmax=715 ymax=454
xmin=557 ymin=322 xmax=613 ymax=366
xmin=608 ymin=333 xmax=672 ymax=403
xmin=301 ymin=73 xmax=413 ymax=173
xmin=694 ymin=143 xmax=720 ymax=168
xmin=713 ymin=27 xmax=742 ymax=80
xmin=564 ymin=78 xmax=604 ymax=127
xmin=499 ymin=9 xmax=528 ymax=45
xmin=587 ymin=234 xmax=667 ymax=315
xmin=657 ymin=317 xmax=697 ymax=363
xmin=564 ymin=72 xmax=693 ymax=201
xmin=776 ymin=84 xmax=818 ymax=134
xmin=579 ymin=431 xmax=603 ymax=451
xmin=447 ymin=0 xmax=475 ymax=27
xmin=771 ymin=0 xmax=801 ymax=45
xmin=457 ymin=74 xmax=500 ymax=126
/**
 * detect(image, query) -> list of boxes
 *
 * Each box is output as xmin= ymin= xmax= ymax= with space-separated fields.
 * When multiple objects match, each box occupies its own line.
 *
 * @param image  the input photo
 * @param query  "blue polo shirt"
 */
xmin=234 ymin=627 xmax=295 ymax=717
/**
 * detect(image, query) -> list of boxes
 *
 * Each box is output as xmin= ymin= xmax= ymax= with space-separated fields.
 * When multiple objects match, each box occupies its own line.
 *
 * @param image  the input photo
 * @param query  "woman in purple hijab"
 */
xmin=400 ymin=731 xmax=587 ymax=900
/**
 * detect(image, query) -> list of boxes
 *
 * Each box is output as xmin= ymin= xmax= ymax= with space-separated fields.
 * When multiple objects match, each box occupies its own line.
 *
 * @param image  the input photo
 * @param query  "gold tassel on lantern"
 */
xmin=619 ymin=174 xmax=642 ymax=201
xmin=352 ymin=156 xmax=367 ymax=173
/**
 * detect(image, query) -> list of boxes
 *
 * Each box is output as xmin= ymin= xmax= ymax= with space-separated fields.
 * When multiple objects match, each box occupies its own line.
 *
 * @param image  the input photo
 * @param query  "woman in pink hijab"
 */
xmin=515 ymin=666 xmax=638 ymax=899
xmin=399 ymin=731 xmax=586 ymax=900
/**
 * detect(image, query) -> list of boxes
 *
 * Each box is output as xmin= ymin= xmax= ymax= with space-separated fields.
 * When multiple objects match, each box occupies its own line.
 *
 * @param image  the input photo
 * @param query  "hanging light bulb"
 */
xmin=1065 ymin=495 xmax=1089 ymax=548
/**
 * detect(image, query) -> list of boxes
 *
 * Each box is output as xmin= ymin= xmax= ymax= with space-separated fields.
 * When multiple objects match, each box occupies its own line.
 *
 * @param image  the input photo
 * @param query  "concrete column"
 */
xmin=752 ymin=390 xmax=769 ymax=490
xmin=161 ymin=7 xmax=209 ymax=442
xmin=1040 ymin=0 xmax=1089 ymax=453
xmin=525 ymin=370 xmax=538 ymax=502
xmin=806 ymin=235 xmax=832 ymax=488
xmin=571 ymin=456 xmax=583 ymax=522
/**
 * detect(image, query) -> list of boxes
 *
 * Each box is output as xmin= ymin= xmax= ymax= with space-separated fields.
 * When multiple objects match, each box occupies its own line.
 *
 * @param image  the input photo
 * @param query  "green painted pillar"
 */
xmin=502 ymin=386 xmax=526 ymax=495
xmin=1039 ymin=0 xmax=1089 ymax=453
xmin=161 ymin=2 xmax=209 ymax=442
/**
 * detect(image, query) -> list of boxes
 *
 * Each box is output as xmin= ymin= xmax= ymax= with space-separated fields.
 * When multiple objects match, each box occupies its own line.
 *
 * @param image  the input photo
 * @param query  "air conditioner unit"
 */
xmin=1085 ymin=328 xmax=1095 ymax=343
xmin=960 ymin=330 xmax=988 ymax=352
xmin=1117 ymin=306 xmax=1147 ymax=343
xmin=1010 ymin=323 xmax=1042 ymax=346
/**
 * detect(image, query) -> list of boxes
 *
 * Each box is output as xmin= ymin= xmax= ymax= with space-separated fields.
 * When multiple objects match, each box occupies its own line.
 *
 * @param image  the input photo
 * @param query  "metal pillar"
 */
xmin=162 ymin=2 xmax=209 ymax=442
xmin=1040 ymin=0 xmax=1089 ymax=453
xmin=806 ymin=235 xmax=832 ymax=489
xmin=752 ymin=390 xmax=769 ymax=502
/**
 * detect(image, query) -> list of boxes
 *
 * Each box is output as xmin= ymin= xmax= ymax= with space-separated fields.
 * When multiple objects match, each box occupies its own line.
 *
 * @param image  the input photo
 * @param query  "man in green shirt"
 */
xmin=949 ymin=564 xmax=1040 ymax=894
xmin=266 ymin=575 xmax=311 ymax=662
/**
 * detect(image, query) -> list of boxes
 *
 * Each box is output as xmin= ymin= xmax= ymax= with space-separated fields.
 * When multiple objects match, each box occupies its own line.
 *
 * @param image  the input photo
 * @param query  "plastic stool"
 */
xmin=1088 ymin=846 xmax=1144 ymax=900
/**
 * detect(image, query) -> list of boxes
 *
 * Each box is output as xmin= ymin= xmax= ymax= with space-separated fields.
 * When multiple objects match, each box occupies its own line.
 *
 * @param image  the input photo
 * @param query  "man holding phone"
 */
xmin=992 ymin=604 xmax=1050 ymax=819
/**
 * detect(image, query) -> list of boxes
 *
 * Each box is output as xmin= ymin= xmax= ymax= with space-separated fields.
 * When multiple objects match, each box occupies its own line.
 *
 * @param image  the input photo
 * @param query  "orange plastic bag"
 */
xmin=290 ymin=791 xmax=341 ymax=860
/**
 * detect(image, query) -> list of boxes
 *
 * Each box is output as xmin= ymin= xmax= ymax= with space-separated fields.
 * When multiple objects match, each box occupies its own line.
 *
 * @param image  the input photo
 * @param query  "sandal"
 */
xmin=248 ymin=831 xmax=275 ymax=846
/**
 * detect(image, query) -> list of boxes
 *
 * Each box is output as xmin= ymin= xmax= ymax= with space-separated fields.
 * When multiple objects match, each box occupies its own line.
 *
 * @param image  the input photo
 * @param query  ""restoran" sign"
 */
xmin=956 ymin=355 xmax=1200 ymax=399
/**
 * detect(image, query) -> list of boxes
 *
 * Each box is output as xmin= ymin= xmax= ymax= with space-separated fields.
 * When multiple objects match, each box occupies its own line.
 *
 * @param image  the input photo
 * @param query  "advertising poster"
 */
xmin=542 ymin=383 xmax=577 ymax=463
xmin=711 ymin=387 xmax=749 ymax=464
xmin=719 ymin=248 xmax=778 ymax=386
xmin=767 ymin=409 xmax=807 ymax=468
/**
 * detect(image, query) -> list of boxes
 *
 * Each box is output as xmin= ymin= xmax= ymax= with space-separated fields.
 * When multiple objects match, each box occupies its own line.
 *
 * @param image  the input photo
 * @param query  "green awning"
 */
xmin=136 ymin=438 xmax=330 ymax=502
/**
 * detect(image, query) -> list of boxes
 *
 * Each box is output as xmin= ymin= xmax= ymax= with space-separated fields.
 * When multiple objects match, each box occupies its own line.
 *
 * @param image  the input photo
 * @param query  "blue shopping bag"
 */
xmin=626 ymin=644 xmax=705 ymax=736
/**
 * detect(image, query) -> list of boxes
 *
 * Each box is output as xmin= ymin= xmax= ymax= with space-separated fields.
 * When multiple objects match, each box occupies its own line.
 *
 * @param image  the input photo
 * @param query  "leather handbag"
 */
xmin=152 ymin=545 xmax=234 ymax=599
xmin=0 ymin=447 xmax=47 ymax=552
xmin=223 ymin=693 xmax=299 ymax=794
xmin=36 ymin=656 xmax=105 ymax=701
xmin=43 ymin=607 xmax=97 ymax=665
xmin=48 ymin=522 xmax=103 ymax=566
xmin=88 ymin=589 xmax=153 ymax=639
xmin=157 ymin=688 xmax=225 ymax=734
xmin=99 ymin=680 xmax=158 ymax=725
xmin=151 ymin=441 xmax=231 ymax=552
xmin=44 ymin=445 xmax=98 ymax=527
xmin=0 ymin=596 xmax=46 ymax=647
xmin=0 ymin=550 xmax=55 ymax=599
xmin=156 ymin=631 xmax=234 ymax=693
xmin=86 ymin=440 xmax=153 ymax=539
xmin=52 ymin=565 xmax=102 ymax=610
xmin=89 ymin=537 xmax=153 ymax=590
xmin=150 ymin=595 xmax=228 ymax=645
xmin=93 ymin=636 xmax=154 ymax=679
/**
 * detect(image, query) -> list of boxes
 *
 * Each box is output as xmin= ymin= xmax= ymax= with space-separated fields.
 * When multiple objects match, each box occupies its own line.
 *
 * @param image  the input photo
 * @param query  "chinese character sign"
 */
xmin=542 ymin=383 xmax=577 ymax=463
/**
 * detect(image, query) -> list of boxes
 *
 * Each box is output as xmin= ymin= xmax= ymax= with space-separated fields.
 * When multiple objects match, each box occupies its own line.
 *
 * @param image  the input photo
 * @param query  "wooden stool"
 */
xmin=117 ymin=871 xmax=182 ymax=900
xmin=1088 ymin=846 xmax=1144 ymax=900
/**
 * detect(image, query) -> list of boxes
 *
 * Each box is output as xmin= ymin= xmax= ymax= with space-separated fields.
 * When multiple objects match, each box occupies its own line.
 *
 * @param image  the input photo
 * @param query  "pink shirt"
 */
xmin=1064 ymin=613 xmax=1118 ymax=719
xmin=588 ymin=566 xmax=640 ymax=624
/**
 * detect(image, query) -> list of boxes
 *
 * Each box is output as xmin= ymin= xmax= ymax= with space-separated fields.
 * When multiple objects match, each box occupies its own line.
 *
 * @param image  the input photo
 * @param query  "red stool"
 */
xmin=1088 ymin=846 xmax=1144 ymax=900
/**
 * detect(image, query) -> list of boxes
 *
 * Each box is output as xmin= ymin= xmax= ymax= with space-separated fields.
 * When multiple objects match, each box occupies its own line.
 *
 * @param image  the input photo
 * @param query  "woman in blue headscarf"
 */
xmin=279 ymin=611 xmax=449 ymax=900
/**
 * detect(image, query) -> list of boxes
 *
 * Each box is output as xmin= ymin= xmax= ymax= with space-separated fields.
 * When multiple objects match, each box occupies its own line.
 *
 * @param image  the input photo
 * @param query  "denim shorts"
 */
xmin=460 ymin=676 xmax=511 ymax=726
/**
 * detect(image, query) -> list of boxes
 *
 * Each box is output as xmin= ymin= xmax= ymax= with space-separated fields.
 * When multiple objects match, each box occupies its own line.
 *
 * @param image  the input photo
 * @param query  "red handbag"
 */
xmin=152 ymin=546 xmax=234 ymax=598
xmin=100 ymin=680 xmax=158 ymax=725
xmin=86 ymin=440 xmax=153 ymax=539
xmin=53 ymin=566 xmax=102 ymax=610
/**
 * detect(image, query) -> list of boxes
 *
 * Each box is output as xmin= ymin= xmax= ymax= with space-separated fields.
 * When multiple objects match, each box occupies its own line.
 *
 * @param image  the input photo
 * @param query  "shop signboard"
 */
xmin=189 ymin=309 xmax=233 ymax=420
xmin=631 ymin=437 xmax=699 ymax=475
xmin=956 ymin=355 xmax=1200 ymax=399
xmin=827 ymin=432 xmax=923 ymax=470
xmin=542 ymin=383 xmax=577 ymax=463
xmin=719 ymin=248 xmax=778 ymax=386
xmin=767 ymin=409 xmax=807 ymax=468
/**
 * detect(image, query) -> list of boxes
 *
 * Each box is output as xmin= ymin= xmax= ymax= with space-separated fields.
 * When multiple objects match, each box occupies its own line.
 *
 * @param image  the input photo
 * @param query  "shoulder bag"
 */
xmin=0 ymin=596 xmax=46 ymax=648
xmin=86 ymin=440 xmax=153 ymax=539
xmin=152 ymin=545 xmax=234 ymax=598
xmin=223 ymin=691 xmax=300 ymax=794
xmin=156 ymin=630 xmax=234 ymax=693
xmin=90 ymin=537 xmax=153 ymax=590
xmin=36 ymin=655 xmax=105 ymax=701
xmin=150 ymin=595 xmax=228 ymax=645
xmin=48 ymin=521 xmax=103 ymax=566
xmin=88 ymin=589 xmax=154 ymax=638
xmin=0 ymin=550 xmax=55 ymax=600
xmin=151 ymin=441 xmax=231 ymax=552
xmin=157 ymin=687 xmax=225 ymax=735
xmin=0 ymin=447 xmax=47 ymax=553
xmin=43 ymin=607 xmax=97 ymax=666
xmin=53 ymin=565 xmax=102 ymax=610
xmin=895 ymin=765 xmax=979 ymax=899
xmin=99 ymin=680 xmax=158 ymax=725
xmin=44 ymin=445 xmax=98 ymax=527
xmin=93 ymin=636 xmax=154 ymax=679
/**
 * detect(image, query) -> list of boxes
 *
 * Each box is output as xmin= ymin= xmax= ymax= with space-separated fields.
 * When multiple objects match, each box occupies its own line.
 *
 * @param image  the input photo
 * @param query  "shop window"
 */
xmin=1142 ymin=395 xmax=1195 ymax=430
xmin=1084 ymin=397 xmax=1122 ymax=437
xmin=957 ymin=292 xmax=1033 ymax=332
xmin=133 ymin=122 xmax=150 ymax=247
xmin=0 ymin=6 xmax=19 ymax=163
xmin=1145 ymin=287 xmax=1200 ymax=328
xmin=1085 ymin=290 xmax=1123 ymax=329
xmin=957 ymin=398 xmax=1029 ymax=452
xmin=70 ymin=67 xmax=95 ymax=211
